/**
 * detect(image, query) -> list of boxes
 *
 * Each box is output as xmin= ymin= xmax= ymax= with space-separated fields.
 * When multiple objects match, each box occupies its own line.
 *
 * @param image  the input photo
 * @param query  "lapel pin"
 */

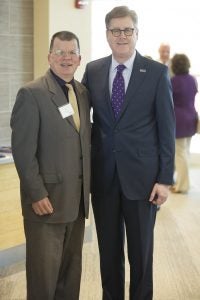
xmin=140 ymin=69 xmax=146 ymax=72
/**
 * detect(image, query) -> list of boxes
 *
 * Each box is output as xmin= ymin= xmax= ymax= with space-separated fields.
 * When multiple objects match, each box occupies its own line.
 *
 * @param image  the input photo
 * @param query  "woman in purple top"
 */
xmin=171 ymin=54 xmax=198 ymax=193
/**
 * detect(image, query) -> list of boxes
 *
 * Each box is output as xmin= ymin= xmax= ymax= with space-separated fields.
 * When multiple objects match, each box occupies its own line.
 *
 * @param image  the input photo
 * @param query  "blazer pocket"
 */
xmin=42 ymin=173 xmax=63 ymax=183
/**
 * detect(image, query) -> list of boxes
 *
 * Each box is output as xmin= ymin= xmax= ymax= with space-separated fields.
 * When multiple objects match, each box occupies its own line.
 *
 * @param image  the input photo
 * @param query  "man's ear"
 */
xmin=48 ymin=53 xmax=51 ymax=64
xmin=78 ymin=55 xmax=81 ymax=66
xmin=106 ymin=29 xmax=109 ymax=41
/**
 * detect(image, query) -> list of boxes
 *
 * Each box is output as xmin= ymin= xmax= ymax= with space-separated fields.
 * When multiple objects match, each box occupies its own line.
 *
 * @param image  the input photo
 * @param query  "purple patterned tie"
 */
xmin=111 ymin=64 xmax=126 ymax=118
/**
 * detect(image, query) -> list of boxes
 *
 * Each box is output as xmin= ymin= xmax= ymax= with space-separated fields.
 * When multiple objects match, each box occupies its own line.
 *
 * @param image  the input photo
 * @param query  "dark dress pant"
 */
xmin=92 ymin=172 xmax=157 ymax=300
xmin=24 ymin=204 xmax=85 ymax=300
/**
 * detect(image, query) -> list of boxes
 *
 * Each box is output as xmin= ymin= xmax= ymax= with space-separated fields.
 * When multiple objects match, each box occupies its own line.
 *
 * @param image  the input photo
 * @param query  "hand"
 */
xmin=149 ymin=183 xmax=169 ymax=206
xmin=32 ymin=197 xmax=54 ymax=216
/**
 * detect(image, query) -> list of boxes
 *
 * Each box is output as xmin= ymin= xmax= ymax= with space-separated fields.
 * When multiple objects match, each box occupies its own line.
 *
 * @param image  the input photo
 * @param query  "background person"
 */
xmin=158 ymin=42 xmax=171 ymax=65
xmin=158 ymin=42 xmax=173 ymax=77
xmin=10 ymin=31 xmax=91 ymax=300
xmin=82 ymin=6 xmax=175 ymax=300
xmin=170 ymin=53 xmax=198 ymax=193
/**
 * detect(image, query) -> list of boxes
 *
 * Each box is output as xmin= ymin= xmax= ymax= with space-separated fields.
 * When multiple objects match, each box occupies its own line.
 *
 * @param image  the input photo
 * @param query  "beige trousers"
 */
xmin=174 ymin=137 xmax=191 ymax=192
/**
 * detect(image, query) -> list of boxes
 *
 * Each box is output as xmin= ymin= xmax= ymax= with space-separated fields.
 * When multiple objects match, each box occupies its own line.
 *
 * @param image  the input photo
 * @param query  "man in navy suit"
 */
xmin=82 ymin=6 xmax=175 ymax=300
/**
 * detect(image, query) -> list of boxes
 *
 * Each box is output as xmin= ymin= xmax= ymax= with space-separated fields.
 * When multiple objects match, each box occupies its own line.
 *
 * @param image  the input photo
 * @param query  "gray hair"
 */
xmin=105 ymin=6 xmax=138 ymax=29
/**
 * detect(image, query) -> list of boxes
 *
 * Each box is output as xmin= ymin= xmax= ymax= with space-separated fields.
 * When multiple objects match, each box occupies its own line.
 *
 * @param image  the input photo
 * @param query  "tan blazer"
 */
xmin=11 ymin=69 xmax=91 ymax=223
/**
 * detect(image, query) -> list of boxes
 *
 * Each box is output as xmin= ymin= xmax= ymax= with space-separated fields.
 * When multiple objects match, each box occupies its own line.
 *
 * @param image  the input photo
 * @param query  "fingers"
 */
xmin=149 ymin=183 xmax=169 ymax=206
xmin=149 ymin=187 xmax=156 ymax=203
xmin=152 ymin=193 xmax=167 ymax=206
xmin=32 ymin=197 xmax=54 ymax=216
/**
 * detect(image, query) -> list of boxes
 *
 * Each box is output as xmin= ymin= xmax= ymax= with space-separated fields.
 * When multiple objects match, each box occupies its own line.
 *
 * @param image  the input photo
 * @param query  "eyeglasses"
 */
xmin=108 ymin=28 xmax=135 ymax=37
xmin=50 ymin=49 xmax=80 ymax=57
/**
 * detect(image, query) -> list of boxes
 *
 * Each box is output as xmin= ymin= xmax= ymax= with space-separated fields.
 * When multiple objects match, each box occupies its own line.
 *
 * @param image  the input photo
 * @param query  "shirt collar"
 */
xmin=50 ymin=69 xmax=74 ymax=86
xmin=111 ymin=50 xmax=136 ymax=72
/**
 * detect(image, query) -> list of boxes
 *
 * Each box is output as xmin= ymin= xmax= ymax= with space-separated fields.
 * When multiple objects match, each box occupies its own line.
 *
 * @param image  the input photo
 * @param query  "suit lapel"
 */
xmin=116 ymin=52 xmax=148 ymax=123
xmin=99 ymin=56 xmax=116 ymax=122
xmin=74 ymin=81 xmax=86 ymax=134
xmin=101 ymin=54 xmax=148 ymax=124
xmin=45 ymin=70 xmax=78 ymax=131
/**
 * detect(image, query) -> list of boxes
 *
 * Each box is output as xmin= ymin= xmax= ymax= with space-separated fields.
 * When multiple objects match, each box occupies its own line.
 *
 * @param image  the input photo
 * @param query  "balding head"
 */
xmin=158 ymin=43 xmax=170 ymax=64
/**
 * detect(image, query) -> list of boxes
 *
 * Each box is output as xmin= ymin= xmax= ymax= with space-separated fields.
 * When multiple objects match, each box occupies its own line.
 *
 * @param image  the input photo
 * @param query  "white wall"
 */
xmin=34 ymin=0 xmax=92 ymax=81
xmin=49 ymin=0 xmax=92 ymax=81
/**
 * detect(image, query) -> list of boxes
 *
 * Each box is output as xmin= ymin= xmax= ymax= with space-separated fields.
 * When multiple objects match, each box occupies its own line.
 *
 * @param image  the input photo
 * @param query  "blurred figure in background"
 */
xmin=158 ymin=43 xmax=171 ymax=65
xmin=158 ymin=43 xmax=173 ymax=77
xmin=170 ymin=53 xmax=198 ymax=193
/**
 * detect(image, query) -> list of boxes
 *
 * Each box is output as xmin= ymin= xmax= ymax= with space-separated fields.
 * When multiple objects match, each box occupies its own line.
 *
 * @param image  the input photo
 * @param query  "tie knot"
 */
xmin=66 ymin=83 xmax=72 ymax=90
xmin=117 ymin=64 xmax=126 ymax=73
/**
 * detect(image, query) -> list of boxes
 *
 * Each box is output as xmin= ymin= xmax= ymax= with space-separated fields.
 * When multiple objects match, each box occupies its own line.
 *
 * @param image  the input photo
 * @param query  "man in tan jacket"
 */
xmin=10 ymin=31 xmax=91 ymax=300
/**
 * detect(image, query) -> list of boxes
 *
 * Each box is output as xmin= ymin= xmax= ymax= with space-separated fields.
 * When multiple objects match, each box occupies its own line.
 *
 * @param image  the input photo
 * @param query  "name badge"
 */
xmin=58 ymin=103 xmax=74 ymax=119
